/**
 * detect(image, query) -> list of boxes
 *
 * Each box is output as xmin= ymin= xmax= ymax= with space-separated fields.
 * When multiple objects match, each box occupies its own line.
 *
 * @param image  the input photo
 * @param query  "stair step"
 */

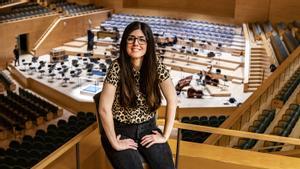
xmin=250 ymin=65 xmax=264 ymax=69
xmin=249 ymin=76 xmax=263 ymax=80
xmin=250 ymin=71 xmax=264 ymax=76
xmin=251 ymin=50 xmax=266 ymax=54
xmin=251 ymin=53 xmax=267 ymax=57
xmin=250 ymin=61 xmax=266 ymax=65
xmin=251 ymin=47 xmax=265 ymax=50
xmin=248 ymin=79 xmax=262 ymax=84
xmin=248 ymin=83 xmax=261 ymax=87
xmin=251 ymin=56 xmax=269 ymax=59
xmin=250 ymin=68 xmax=264 ymax=72
xmin=246 ymin=87 xmax=258 ymax=92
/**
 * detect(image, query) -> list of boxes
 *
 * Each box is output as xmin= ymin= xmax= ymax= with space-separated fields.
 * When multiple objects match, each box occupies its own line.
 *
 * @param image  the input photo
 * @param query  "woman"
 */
xmin=99 ymin=21 xmax=177 ymax=169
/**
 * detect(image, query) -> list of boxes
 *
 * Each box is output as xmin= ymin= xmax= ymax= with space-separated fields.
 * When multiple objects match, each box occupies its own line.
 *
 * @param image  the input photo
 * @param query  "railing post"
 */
xmin=175 ymin=128 xmax=181 ymax=169
xmin=76 ymin=143 xmax=80 ymax=169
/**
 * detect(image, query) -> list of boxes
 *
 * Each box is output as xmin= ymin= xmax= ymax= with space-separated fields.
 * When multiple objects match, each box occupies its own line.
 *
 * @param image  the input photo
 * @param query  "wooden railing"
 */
xmin=30 ymin=118 xmax=300 ymax=169
xmin=157 ymin=120 xmax=300 ymax=169
xmin=261 ymin=32 xmax=278 ymax=66
xmin=205 ymin=46 xmax=300 ymax=146
xmin=242 ymin=23 xmax=251 ymax=86
xmin=0 ymin=0 xmax=28 ymax=9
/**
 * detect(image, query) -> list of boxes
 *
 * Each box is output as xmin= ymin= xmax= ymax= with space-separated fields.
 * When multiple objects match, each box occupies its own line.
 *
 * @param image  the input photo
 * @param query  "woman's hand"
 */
xmin=140 ymin=130 xmax=167 ymax=148
xmin=113 ymin=135 xmax=138 ymax=151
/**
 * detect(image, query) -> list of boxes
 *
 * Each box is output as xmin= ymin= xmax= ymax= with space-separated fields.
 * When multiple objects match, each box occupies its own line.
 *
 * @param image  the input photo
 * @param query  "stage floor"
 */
xmin=11 ymin=54 xmax=252 ymax=115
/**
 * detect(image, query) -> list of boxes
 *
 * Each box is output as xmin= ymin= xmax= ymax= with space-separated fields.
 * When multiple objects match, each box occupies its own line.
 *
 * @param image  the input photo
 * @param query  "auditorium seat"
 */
xmin=180 ymin=115 xmax=228 ymax=143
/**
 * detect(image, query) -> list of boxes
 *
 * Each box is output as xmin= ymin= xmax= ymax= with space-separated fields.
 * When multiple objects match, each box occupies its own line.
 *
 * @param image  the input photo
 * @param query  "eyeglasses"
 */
xmin=126 ymin=35 xmax=147 ymax=45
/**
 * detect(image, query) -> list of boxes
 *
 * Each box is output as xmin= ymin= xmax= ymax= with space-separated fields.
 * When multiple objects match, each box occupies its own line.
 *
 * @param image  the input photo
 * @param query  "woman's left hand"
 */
xmin=140 ymin=130 xmax=167 ymax=148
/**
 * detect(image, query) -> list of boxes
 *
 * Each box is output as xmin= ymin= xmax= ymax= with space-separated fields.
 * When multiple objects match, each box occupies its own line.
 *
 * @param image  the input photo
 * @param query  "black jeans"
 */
xmin=101 ymin=117 xmax=175 ymax=169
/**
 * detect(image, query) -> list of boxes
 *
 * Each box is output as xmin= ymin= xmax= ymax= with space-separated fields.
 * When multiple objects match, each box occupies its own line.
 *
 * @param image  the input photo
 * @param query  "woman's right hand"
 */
xmin=113 ymin=135 xmax=138 ymax=151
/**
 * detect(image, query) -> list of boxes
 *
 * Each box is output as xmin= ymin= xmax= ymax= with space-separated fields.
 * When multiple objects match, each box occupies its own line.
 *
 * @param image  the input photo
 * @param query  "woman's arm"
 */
xmin=141 ymin=77 xmax=177 ymax=147
xmin=159 ymin=77 xmax=177 ymax=140
xmin=99 ymin=83 xmax=138 ymax=151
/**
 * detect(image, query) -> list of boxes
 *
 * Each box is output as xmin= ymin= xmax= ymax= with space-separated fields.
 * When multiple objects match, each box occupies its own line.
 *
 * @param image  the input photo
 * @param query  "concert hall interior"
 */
xmin=0 ymin=0 xmax=300 ymax=169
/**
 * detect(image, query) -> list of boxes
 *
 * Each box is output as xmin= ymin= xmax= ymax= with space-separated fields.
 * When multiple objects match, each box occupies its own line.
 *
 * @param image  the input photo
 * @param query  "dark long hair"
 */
xmin=118 ymin=21 xmax=162 ymax=111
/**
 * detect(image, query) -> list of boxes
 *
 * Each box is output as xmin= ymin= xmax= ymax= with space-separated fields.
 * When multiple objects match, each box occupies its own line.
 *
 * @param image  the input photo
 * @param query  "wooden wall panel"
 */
xmin=35 ymin=10 xmax=111 ymax=56
xmin=234 ymin=0 xmax=270 ymax=22
xmin=123 ymin=0 xmax=235 ymax=18
xmin=92 ymin=0 xmax=122 ymax=10
xmin=68 ymin=0 xmax=91 ymax=5
xmin=98 ymin=0 xmax=300 ymax=24
xmin=269 ymin=0 xmax=300 ymax=23
xmin=0 ymin=15 xmax=58 ymax=69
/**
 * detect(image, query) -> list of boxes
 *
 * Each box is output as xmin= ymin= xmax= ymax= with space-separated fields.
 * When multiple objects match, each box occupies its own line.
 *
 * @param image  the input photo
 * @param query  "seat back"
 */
xmin=93 ymin=92 xmax=104 ymax=135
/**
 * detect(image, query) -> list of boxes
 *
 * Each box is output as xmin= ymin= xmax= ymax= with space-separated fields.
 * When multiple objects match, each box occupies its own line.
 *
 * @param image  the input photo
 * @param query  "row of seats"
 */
xmin=0 ymin=0 xmax=13 ymax=5
xmin=7 ymin=91 xmax=60 ymax=120
xmin=0 ymin=112 xmax=96 ymax=169
xmin=261 ymin=21 xmax=274 ymax=35
xmin=0 ymin=3 xmax=53 ymax=23
xmin=275 ymin=21 xmax=299 ymax=37
xmin=235 ymin=109 xmax=275 ymax=149
xmin=0 ymin=71 xmax=16 ymax=91
xmin=282 ymin=30 xmax=299 ymax=53
xmin=100 ymin=14 xmax=244 ymax=47
xmin=103 ymin=18 xmax=236 ymax=44
xmin=12 ymin=2 xmax=44 ymax=12
xmin=0 ymin=94 xmax=32 ymax=131
xmin=181 ymin=115 xmax=227 ymax=143
xmin=61 ymin=4 xmax=98 ymax=15
xmin=264 ymin=104 xmax=300 ymax=152
xmin=49 ymin=1 xmax=100 ymax=16
xmin=251 ymin=23 xmax=263 ymax=40
xmin=272 ymin=67 xmax=300 ymax=108
xmin=0 ymin=90 xmax=61 ymax=132
xmin=270 ymin=34 xmax=289 ymax=64
xmin=18 ymin=88 xmax=60 ymax=115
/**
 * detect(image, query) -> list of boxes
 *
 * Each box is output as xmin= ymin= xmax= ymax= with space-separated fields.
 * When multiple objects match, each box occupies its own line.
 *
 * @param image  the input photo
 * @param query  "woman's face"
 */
xmin=126 ymin=29 xmax=147 ymax=59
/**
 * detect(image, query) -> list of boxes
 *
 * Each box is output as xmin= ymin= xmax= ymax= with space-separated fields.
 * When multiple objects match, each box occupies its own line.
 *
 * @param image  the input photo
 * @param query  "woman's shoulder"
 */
xmin=109 ymin=59 xmax=121 ymax=72
xmin=105 ymin=59 xmax=121 ymax=86
xmin=157 ymin=60 xmax=167 ymax=70
xmin=156 ymin=60 xmax=170 ymax=82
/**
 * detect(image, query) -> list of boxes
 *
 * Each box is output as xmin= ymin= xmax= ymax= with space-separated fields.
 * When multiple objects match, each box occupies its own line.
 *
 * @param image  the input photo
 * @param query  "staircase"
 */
xmin=246 ymin=45 xmax=271 ymax=92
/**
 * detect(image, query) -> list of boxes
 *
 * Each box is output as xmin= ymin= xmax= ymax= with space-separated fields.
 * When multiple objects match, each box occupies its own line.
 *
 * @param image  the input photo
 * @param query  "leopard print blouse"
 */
xmin=104 ymin=60 xmax=170 ymax=124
